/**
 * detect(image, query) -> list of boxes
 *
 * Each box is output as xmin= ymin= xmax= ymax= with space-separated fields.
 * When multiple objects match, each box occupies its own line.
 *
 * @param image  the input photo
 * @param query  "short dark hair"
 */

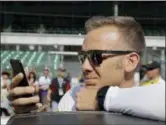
xmin=85 ymin=16 xmax=146 ymax=53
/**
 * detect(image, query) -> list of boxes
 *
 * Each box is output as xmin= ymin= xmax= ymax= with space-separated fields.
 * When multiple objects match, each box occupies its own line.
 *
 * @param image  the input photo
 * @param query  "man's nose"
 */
xmin=82 ymin=58 xmax=93 ymax=72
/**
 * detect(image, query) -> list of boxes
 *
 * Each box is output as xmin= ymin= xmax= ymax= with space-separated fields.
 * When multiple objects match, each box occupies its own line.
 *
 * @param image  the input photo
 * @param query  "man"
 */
xmin=38 ymin=67 xmax=51 ymax=105
xmin=141 ymin=61 xmax=165 ymax=86
xmin=1 ymin=71 xmax=11 ymax=116
xmin=49 ymin=68 xmax=70 ymax=111
xmin=58 ymin=16 xmax=144 ymax=111
xmin=7 ymin=16 xmax=165 ymax=121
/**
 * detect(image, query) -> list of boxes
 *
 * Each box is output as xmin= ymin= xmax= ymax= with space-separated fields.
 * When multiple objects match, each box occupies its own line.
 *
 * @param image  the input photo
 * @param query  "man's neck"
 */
xmin=119 ymin=78 xmax=134 ymax=88
xmin=150 ymin=75 xmax=160 ymax=81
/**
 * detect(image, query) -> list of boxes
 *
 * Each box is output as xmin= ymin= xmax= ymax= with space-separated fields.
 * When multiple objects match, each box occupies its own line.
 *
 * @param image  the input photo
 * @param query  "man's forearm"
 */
xmin=104 ymin=83 xmax=165 ymax=121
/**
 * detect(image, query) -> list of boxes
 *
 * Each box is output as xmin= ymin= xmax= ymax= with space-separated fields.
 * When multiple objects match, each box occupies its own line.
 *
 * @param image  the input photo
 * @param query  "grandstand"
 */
xmin=0 ymin=50 xmax=61 ymax=75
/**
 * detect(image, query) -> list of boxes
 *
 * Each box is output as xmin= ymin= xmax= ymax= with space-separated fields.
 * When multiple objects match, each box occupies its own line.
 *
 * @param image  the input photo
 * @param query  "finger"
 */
xmin=34 ymin=84 xmax=40 ymax=94
xmin=11 ymin=95 xmax=39 ymax=106
xmin=30 ymin=103 xmax=43 ymax=113
xmin=9 ymin=86 xmax=36 ymax=97
xmin=7 ymin=84 xmax=10 ymax=91
xmin=13 ymin=105 xmax=36 ymax=114
xmin=36 ymin=104 xmax=48 ymax=112
xmin=35 ymin=103 xmax=43 ymax=109
xmin=7 ymin=93 xmax=17 ymax=102
xmin=10 ymin=73 xmax=24 ymax=89
xmin=29 ymin=84 xmax=40 ymax=96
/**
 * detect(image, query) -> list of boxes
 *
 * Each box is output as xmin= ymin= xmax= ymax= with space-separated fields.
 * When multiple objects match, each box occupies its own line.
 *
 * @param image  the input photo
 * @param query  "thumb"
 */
xmin=35 ymin=103 xmax=48 ymax=112
xmin=35 ymin=103 xmax=43 ymax=109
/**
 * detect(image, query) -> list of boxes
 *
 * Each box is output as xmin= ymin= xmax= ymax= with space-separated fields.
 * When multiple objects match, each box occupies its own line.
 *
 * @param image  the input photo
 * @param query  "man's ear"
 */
xmin=124 ymin=53 xmax=140 ymax=72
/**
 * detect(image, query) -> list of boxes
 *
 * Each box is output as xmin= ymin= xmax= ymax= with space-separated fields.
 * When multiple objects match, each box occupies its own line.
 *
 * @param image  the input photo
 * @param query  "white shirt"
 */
xmin=57 ymin=77 xmax=64 ymax=88
xmin=38 ymin=76 xmax=51 ymax=90
xmin=104 ymin=83 xmax=165 ymax=121
xmin=58 ymin=83 xmax=165 ymax=121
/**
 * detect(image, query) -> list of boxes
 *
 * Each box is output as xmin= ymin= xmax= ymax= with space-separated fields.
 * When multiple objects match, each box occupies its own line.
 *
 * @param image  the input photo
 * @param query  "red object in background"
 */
xmin=66 ymin=81 xmax=70 ymax=91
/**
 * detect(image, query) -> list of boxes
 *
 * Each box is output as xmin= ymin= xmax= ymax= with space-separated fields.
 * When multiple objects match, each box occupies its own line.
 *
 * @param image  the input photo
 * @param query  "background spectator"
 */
xmin=141 ymin=61 xmax=165 ymax=86
xmin=28 ymin=71 xmax=38 ymax=85
xmin=38 ymin=67 xmax=52 ymax=105
xmin=49 ymin=68 xmax=70 ymax=111
xmin=1 ymin=71 xmax=11 ymax=116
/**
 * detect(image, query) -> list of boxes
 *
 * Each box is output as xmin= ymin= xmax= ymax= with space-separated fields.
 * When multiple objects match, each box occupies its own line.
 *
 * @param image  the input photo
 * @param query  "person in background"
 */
xmin=139 ymin=64 xmax=147 ymax=82
xmin=24 ymin=66 xmax=30 ymax=78
xmin=141 ymin=61 xmax=165 ymax=86
xmin=28 ymin=71 xmax=38 ymax=86
xmin=38 ymin=67 xmax=51 ymax=105
xmin=64 ymin=71 xmax=72 ymax=85
xmin=49 ymin=68 xmax=70 ymax=111
xmin=1 ymin=71 xmax=11 ymax=116
xmin=78 ymin=73 xmax=85 ymax=86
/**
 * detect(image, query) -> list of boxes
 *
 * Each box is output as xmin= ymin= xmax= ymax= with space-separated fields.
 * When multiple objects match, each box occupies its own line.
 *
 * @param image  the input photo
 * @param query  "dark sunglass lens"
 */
xmin=78 ymin=53 xmax=85 ymax=64
xmin=90 ymin=52 xmax=102 ymax=65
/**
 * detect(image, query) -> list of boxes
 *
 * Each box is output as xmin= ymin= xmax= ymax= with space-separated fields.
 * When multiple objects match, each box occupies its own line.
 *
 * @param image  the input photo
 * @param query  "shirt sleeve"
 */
xmin=104 ymin=83 xmax=165 ymax=121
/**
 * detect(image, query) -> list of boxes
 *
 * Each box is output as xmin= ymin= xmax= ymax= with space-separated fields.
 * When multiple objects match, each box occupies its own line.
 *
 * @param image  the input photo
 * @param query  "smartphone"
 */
xmin=10 ymin=59 xmax=33 ymax=97
xmin=10 ymin=59 xmax=29 ymax=87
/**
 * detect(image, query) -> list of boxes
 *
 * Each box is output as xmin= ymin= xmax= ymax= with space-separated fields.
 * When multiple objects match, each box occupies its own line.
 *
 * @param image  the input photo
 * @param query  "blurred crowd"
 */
xmin=1 ymin=60 xmax=165 ymax=116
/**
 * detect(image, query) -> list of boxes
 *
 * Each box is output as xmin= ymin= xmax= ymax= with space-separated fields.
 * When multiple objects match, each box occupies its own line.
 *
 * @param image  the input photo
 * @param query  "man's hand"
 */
xmin=2 ymin=80 xmax=8 ymax=88
xmin=76 ymin=87 xmax=99 ymax=111
xmin=7 ymin=73 xmax=50 ymax=114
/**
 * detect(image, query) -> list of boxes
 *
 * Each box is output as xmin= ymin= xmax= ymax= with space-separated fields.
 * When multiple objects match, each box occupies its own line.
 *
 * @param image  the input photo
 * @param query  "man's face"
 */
xmin=81 ymin=26 xmax=139 ymax=88
xmin=57 ymin=69 xmax=65 ymax=78
xmin=146 ymin=68 xmax=160 ymax=80
xmin=44 ymin=70 xmax=49 ymax=76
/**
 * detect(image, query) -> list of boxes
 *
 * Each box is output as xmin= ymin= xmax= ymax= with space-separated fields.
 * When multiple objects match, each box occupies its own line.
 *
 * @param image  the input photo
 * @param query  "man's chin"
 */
xmin=84 ymin=79 xmax=101 ymax=88
xmin=84 ymin=83 xmax=100 ymax=89
xmin=85 ymin=84 xmax=95 ymax=87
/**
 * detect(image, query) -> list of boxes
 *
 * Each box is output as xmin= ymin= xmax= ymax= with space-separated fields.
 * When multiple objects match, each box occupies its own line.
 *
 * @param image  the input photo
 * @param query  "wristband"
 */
xmin=97 ymin=86 xmax=110 ymax=110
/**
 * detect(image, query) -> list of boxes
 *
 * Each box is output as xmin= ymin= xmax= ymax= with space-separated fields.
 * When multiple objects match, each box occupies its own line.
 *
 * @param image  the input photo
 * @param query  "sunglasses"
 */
xmin=147 ymin=67 xmax=159 ymax=71
xmin=78 ymin=50 xmax=137 ymax=66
